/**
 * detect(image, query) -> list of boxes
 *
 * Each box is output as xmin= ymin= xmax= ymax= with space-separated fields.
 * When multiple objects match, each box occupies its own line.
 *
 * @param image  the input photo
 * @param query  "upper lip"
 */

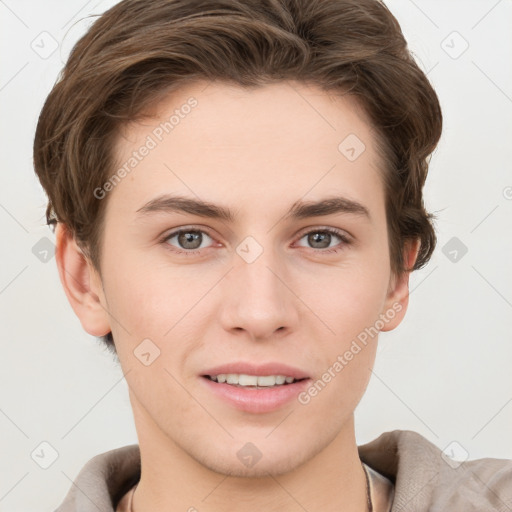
xmin=201 ymin=362 xmax=310 ymax=380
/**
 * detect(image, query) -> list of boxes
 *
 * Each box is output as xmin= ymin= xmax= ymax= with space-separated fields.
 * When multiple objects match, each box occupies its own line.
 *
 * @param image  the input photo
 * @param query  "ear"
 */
xmin=54 ymin=223 xmax=111 ymax=337
xmin=379 ymin=239 xmax=420 ymax=332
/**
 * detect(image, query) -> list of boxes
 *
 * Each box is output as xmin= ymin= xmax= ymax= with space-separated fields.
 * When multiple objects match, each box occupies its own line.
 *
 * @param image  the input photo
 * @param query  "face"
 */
xmin=78 ymin=80 xmax=410 ymax=477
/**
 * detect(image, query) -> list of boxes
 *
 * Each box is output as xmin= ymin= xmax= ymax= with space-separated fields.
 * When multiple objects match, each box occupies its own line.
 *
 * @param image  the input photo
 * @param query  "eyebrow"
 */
xmin=135 ymin=193 xmax=371 ymax=223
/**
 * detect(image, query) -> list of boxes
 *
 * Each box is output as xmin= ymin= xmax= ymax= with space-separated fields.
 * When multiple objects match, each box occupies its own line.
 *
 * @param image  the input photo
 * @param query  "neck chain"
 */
xmin=128 ymin=463 xmax=373 ymax=512
xmin=128 ymin=482 xmax=137 ymax=512
xmin=362 ymin=461 xmax=374 ymax=512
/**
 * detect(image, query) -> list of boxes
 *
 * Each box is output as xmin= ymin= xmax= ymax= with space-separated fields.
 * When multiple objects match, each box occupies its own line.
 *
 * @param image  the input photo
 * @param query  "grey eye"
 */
xmin=165 ymin=230 xmax=213 ymax=251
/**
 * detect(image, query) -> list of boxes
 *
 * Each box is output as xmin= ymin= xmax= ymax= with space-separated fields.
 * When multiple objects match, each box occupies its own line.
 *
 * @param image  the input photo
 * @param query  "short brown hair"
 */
xmin=33 ymin=0 xmax=442 ymax=352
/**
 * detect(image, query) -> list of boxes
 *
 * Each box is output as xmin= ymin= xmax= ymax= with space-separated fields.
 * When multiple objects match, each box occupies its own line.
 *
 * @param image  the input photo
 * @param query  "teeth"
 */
xmin=256 ymin=375 xmax=277 ymax=386
xmin=208 ymin=373 xmax=299 ymax=387
xmin=226 ymin=374 xmax=238 ymax=385
xmin=239 ymin=374 xmax=258 ymax=386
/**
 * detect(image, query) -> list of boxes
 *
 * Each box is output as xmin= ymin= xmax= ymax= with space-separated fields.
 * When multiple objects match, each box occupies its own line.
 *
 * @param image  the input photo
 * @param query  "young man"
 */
xmin=33 ymin=0 xmax=512 ymax=510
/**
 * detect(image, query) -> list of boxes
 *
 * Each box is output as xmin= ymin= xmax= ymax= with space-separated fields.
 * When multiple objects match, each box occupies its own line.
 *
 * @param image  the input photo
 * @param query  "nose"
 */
xmin=219 ymin=244 xmax=300 ymax=341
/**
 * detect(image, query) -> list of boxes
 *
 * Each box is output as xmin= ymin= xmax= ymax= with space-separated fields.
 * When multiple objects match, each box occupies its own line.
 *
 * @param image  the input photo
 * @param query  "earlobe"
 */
xmin=55 ymin=223 xmax=111 ymax=337
xmin=380 ymin=239 xmax=420 ymax=332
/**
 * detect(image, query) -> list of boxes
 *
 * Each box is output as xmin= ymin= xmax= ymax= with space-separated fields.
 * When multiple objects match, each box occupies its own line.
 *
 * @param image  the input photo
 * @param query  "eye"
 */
xmin=295 ymin=227 xmax=351 ymax=253
xmin=163 ymin=227 xmax=215 ymax=255
xmin=161 ymin=226 xmax=351 ymax=257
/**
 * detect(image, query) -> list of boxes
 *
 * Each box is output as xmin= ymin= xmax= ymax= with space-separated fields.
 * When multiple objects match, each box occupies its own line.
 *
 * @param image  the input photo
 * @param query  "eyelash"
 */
xmin=161 ymin=226 xmax=351 ymax=257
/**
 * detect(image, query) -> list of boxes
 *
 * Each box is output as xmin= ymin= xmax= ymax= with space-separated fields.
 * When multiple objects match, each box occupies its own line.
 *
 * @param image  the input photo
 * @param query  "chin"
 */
xmin=193 ymin=443 xmax=311 ymax=479
xmin=212 ymin=457 xmax=301 ymax=479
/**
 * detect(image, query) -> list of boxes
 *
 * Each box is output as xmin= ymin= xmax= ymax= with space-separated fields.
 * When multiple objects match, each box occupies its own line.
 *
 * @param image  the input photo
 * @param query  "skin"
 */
xmin=56 ymin=80 xmax=418 ymax=512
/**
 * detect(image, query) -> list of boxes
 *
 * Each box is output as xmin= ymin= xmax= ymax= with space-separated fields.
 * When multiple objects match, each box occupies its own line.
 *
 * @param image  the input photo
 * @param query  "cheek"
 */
xmin=297 ymin=269 xmax=384 ymax=418
xmin=296 ymin=254 xmax=389 ymax=400
xmin=104 ymin=260 xmax=202 ymax=416
xmin=102 ymin=248 xmax=208 ymax=338
xmin=303 ymin=257 xmax=389 ymax=341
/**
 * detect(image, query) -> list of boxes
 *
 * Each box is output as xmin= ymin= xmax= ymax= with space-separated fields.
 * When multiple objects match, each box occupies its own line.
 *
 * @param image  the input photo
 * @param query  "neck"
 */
xmin=130 ymin=396 xmax=368 ymax=512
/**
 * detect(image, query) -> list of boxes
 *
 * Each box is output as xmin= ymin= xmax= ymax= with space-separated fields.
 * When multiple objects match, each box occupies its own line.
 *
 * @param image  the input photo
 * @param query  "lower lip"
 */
xmin=200 ymin=376 xmax=311 ymax=414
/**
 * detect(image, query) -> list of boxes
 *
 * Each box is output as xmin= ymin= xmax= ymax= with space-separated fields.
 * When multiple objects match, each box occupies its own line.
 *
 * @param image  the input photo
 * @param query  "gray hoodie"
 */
xmin=55 ymin=430 xmax=512 ymax=511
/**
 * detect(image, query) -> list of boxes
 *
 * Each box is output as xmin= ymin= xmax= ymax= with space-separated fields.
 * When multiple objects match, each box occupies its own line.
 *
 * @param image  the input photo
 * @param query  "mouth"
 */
xmin=199 ymin=371 xmax=311 ymax=414
xmin=202 ymin=374 xmax=308 ymax=389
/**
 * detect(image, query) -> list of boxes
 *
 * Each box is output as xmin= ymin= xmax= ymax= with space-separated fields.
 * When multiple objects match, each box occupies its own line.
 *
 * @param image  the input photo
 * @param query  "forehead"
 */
xmin=108 ymin=80 xmax=385 ymax=223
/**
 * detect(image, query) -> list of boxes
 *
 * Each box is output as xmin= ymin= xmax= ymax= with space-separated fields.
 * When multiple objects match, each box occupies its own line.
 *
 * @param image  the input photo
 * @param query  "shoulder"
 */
xmin=55 ymin=444 xmax=140 ymax=512
xmin=358 ymin=429 xmax=512 ymax=511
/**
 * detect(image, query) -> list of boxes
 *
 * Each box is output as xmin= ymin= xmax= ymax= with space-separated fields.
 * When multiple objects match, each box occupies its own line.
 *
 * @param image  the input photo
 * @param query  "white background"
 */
xmin=1 ymin=1 xmax=511 ymax=510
